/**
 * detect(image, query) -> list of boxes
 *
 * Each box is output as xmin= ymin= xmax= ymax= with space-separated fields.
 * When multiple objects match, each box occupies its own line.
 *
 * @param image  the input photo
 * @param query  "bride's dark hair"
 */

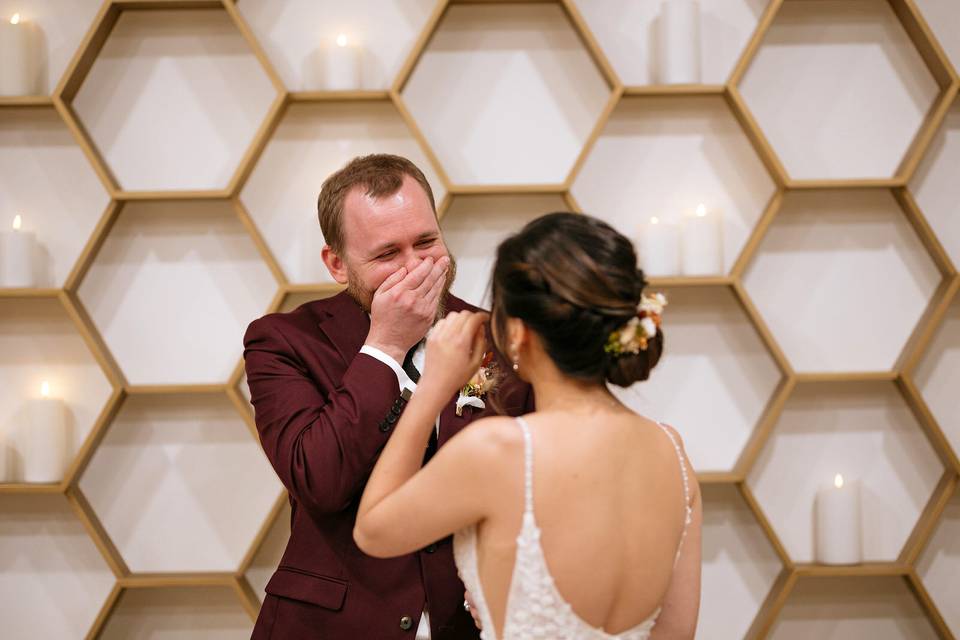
xmin=491 ymin=212 xmax=663 ymax=387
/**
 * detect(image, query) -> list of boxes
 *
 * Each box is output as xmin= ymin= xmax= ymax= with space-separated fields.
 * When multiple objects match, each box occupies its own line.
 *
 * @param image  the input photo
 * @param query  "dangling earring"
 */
xmin=510 ymin=346 xmax=519 ymax=372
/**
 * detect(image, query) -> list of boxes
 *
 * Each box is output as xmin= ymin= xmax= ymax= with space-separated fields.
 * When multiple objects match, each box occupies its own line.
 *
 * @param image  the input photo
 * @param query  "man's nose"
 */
xmin=403 ymin=252 xmax=424 ymax=273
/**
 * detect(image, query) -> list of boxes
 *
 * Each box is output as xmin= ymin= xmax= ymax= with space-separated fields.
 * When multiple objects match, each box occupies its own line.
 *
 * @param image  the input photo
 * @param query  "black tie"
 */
xmin=402 ymin=341 xmax=438 ymax=463
xmin=402 ymin=342 xmax=421 ymax=383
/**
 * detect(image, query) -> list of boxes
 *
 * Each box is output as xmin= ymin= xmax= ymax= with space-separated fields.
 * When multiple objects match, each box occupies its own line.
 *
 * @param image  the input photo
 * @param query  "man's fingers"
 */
xmin=414 ymin=256 xmax=449 ymax=296
xmin=376 ymin=266 xmax=407 ymax=295
xmin=423 ymin=263 xmax=447 ymax=308
xmin=398 ymin=256 xmax=436 ymax=291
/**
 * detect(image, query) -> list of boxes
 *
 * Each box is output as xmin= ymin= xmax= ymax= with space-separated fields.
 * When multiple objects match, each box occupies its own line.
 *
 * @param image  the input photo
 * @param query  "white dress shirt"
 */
xmin=358 ymin=338 xmax=435 ymax=640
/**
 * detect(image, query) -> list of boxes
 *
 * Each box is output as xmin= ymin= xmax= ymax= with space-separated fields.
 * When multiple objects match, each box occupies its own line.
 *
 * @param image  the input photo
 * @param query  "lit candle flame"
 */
xmin=650 ymin=216 xmax=660 ymax=225
xmin=11 ymin=13 xmax=21 ymax=25
xmin=834 ymin=473 xmax=844 ymax=489
xmin=696 ymin=204 xmax=707 ymax=217
xmin=13 ymin=214 xmax=22 ymax=231
xmin=336 ymin=33 xmax=349 ymax=47
xmin=40 ymin=381 xmax=50 ymax=398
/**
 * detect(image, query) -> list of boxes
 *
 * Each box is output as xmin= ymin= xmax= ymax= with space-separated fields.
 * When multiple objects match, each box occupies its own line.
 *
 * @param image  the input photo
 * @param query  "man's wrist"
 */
xmin=363 ymin=340 xmax=406 ymax=365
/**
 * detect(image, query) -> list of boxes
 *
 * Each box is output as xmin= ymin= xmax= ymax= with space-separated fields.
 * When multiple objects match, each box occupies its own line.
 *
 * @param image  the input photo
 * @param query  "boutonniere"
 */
xmin=456 ymin=351 xmax=499 ymax=416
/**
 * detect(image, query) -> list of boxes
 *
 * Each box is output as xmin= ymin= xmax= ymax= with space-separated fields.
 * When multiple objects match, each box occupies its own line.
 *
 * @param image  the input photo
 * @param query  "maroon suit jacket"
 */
xmin=243 ymin=291 xmax=533 ymax=639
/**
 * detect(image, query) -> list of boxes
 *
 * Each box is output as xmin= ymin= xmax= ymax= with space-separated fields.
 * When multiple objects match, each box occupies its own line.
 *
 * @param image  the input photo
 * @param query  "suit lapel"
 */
xmin=314 ymin=291 xmax=370 ymax=366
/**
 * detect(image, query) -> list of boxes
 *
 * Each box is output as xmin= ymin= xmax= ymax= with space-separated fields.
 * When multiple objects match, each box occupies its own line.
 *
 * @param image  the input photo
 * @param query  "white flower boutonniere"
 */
xmin=456 ymin=351 xmax=499 ymax=416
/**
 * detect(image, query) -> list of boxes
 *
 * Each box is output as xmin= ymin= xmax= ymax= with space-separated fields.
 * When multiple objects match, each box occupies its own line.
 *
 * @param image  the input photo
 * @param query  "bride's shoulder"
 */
xmin=453 ymin=415 xmax=525 ymax=458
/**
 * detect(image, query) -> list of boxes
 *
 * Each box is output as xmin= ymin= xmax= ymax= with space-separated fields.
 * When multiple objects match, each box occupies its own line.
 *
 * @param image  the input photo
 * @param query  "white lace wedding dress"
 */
xmin=453 ymin=416 xmax=692 ymax=640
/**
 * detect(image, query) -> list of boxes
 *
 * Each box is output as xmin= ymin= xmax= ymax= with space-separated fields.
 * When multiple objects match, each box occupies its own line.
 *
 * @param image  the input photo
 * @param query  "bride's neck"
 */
xmin=523 ymin=358 xmax=620 ymax=414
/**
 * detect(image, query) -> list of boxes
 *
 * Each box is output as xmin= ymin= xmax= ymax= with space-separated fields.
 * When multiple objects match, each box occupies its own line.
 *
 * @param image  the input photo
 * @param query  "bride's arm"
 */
xmin=355 ymin=311 xmax=507 ymax=558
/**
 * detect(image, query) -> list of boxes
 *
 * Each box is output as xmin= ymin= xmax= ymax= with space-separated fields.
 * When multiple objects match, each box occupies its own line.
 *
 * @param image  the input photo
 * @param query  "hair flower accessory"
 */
xmin=604 ymin=292 xmax=667 ymax=357
xmin=456 ymin=351 xmax=499 ymax=416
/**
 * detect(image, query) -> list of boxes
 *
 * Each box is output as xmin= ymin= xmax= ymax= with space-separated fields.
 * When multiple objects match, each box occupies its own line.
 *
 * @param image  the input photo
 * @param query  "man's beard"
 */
xmin=347 ymin=254 xmax=458 ymax=322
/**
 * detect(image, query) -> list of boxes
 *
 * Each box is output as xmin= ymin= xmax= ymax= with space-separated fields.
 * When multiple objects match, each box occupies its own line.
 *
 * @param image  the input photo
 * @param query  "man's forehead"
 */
xmin=342 ymin=189 xmax=438 ymax=253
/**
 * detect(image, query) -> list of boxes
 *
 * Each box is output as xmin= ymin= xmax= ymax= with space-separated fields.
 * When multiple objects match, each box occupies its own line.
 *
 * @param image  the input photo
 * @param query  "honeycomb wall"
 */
xmin=0 ymin=1 xmax=958 ymax=638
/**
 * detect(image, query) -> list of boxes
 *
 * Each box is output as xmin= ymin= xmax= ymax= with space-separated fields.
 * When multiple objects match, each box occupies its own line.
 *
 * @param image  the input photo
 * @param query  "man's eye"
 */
xmin=416 ymin=239 xmax=435 ymax=247
xmin=377 ymin=251 xmax=396 ymax=260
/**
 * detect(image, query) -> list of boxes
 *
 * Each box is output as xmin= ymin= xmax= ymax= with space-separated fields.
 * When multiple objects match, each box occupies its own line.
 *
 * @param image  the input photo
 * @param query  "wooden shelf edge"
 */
xmin=0 ymin=95 xmax=54 ymax=107
xmin=793 ymin=562 xmax=912 ymax=577
xmin=794 ymin=371 xmax=899 ymax=383
xmin=0 ymin=287 xmax=62 ymax=298
xmin=647 ymin=276 xmax=734 ymax=288
xmin=118 ymin=572 xmax=238 ymax=588
xmin=288 ymin=90 xmax=391 ymax=103
xmin=623 ymin=84 xmax=725 ymax=97
xmin=0 ymin=483 xmax=65 ymax=495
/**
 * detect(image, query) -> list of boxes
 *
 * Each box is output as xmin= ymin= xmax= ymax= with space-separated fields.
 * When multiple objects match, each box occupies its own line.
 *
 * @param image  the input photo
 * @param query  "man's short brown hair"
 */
xmin=317 ymin=154 xmax=438 ymax=254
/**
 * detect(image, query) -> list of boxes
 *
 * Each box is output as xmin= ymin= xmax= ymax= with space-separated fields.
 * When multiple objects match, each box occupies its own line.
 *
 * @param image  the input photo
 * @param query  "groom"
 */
xmin=243 ymin=154 xmax=533 ymax=639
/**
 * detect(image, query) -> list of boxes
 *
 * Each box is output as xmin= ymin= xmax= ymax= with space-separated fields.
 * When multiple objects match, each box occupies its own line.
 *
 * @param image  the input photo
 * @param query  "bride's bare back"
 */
xmin=470 ymin=410 xmax=701 ymax=638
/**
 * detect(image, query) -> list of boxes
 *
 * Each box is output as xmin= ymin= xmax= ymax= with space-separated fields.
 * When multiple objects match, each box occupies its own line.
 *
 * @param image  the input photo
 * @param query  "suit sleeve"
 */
xmin=243 ymin=316 xmax=402 ymax=517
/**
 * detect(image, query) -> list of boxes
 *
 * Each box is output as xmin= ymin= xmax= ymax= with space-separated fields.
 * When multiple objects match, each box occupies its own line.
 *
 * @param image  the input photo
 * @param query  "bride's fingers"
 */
xmin=463 ymin=312 xmax=489 ymax=347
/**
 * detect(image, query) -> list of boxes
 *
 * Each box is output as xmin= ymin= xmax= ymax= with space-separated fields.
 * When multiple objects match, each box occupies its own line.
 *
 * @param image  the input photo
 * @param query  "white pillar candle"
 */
xmin=0 ymin=13 xmax=39 ymax=96
xmin=638 ymin=216 xmax=681 ymax=276
xmin=657 ymin=0 xmax=701 ymax=84
xmin=322 ymin=33 xmax=360 ymax=90
xmin=2 ymin=214 xmax=38 ymax=287
xmin=681 ymin=204 xmax=723 ymax=276
xmin=815 ymin=473 xmax=862 ymax=565
xmin=22 ymin=381 xmax=69 ymax=483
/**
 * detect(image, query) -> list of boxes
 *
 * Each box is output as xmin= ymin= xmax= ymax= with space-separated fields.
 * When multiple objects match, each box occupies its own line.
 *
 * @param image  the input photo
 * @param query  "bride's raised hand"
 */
xmin=422 ymin=311 xmax=489 ymax=397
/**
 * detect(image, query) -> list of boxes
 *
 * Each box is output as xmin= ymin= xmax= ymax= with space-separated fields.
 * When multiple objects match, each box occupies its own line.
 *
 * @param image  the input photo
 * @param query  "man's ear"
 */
xmin=321 ymin=245 xmax=348 ymax=284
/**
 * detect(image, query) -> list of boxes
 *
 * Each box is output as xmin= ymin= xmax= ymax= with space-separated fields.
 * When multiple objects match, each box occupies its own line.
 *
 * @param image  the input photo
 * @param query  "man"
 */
xmin=243 ymin=154 xmax=532 ymax=639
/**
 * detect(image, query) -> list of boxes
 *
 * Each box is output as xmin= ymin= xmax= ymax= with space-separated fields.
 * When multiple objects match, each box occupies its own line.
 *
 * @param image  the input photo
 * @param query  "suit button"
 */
xmin=425 ymin=543 xmax=437 ymax=554
xmin=399 ymin=615 xmax=413 ymax=631
xmin=378 ymin=421 xmax=390 ymax=433
xmin=386 ymin=413 xmax=398 ymax=425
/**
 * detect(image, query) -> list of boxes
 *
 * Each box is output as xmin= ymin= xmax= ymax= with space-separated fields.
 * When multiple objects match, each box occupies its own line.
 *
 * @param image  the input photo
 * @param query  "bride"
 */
xmin=354 ymin=212 xmax=701 ymax=639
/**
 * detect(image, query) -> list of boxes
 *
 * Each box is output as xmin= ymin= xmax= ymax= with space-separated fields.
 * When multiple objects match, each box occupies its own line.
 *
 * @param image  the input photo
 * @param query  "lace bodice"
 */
xmin=453 ymin=416 xmax=693 ymax=640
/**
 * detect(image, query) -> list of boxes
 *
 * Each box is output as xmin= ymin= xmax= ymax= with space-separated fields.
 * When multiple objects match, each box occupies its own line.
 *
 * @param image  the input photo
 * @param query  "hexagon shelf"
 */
xmin=910 ymin=94 xmax=960 ymax=269
xmin=570 ymin=94 xmax=776 ymax=277
xmin=917 ymin=482 xmax=960 ymax=636
xmin=2 ymin=0 xmax=959 ymax=637
xmin=747 ymin=381 xmax=945 ymax=563
xmin=75 ymin=200 xmax=278 ymax=388
xmin=572 ymin=0 xmax=765 ymax=89
xmin=767 ymin=576 xmax=942 ymax=639
xmin=399 ymin=1 xmax=614 ymax=188
xmin=0 ymin=1 xmax=103 ymax=100
xmin=0 ymin=108 xmax=111 ymax=289
xmin=697 ymin=485 xmax=785 ymax=640
xmin=235 ymin=0 xmax=439 ymax=93
xmin=609 ymin=285 xmax=786 ymax=478
xmin=0 ymin=494 xmax=116 ymax=639
xmin=0 ymin=296 xmax=115 ymax=490
xmin=742 ymin=189 xmax=946 ymax=376
xmin=78 ymin=392 xmax=281 ymax=574
xmin=241 ymin=100 xmax=447 ymax=285
xmin=912 ymin=288 xmax=960 ymax=469
xmin=734 ymin=0 xmax=955 ymax=186
xmin=441 ymin=194 xmax=569 ymax=307
xmin=97 ymin=585 xmax=252 ymax=638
